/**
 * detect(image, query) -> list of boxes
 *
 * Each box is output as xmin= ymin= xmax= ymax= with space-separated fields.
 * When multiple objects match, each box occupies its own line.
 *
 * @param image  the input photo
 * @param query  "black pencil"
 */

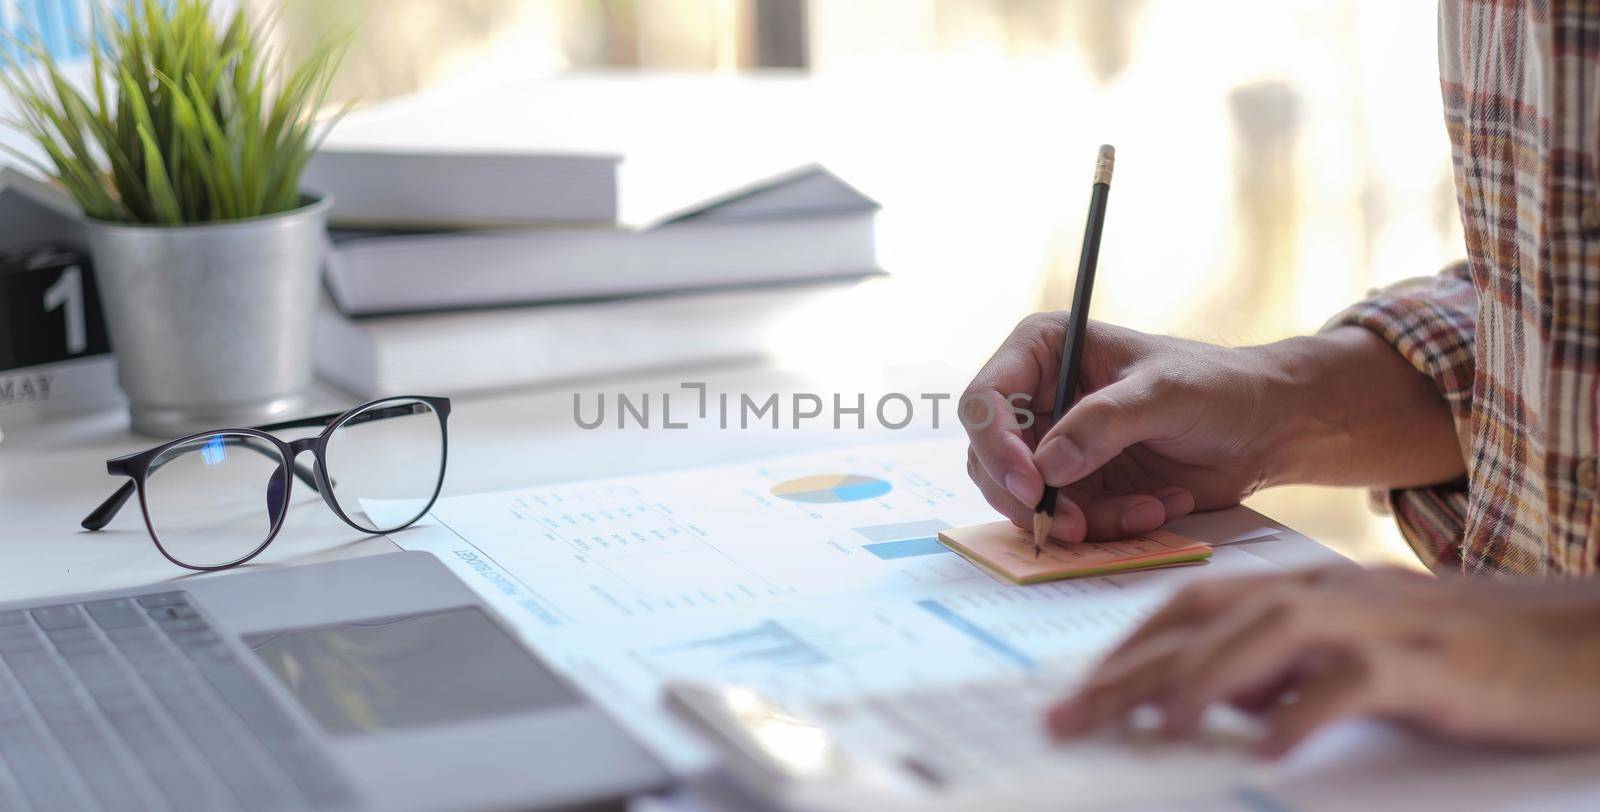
xmin=1033 ymin=144 xmax=1115 ymax=557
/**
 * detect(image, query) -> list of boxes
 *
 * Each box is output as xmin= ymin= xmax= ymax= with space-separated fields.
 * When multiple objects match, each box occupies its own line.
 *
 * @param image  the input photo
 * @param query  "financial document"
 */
xmin=368 ymin=439 xmax=1279 ymax=770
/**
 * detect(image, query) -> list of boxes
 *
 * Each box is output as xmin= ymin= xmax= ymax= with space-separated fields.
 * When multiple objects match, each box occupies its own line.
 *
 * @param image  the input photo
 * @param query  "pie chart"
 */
xmin=771 ymin=474 xmax=892 ymax=504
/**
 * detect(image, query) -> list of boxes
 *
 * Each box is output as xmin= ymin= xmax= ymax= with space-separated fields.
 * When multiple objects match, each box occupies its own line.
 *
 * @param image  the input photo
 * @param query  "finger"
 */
xmin=1157 ymin=590 xmax=1320 ymax=737
xmin=963 ymin=387 xmax=1045 ymax=506
xmin=1051 ymin=574 xmax=1343 ymax=737
xmin=1033 ymin=373 xmax=1185 ymax=487
xmin=963 ymin=316 xmax=1066 ymax=506
xmin=1161 ymin=590 xmax=1388 ymax=740
xmin=1049 ymin=585 xmax=1337 ymax=735
xmin=968 ymin=447 xmax=1088 ymax=542
xmin=1103 ymin=573 xmax=1297 ymax=664
xmin=1046 ymin=629 xmax=1189 ymax=736
xmin=1258 ymin=662 xmax=1370 ymax=758
xmin=1065 ymin=590 xmax=1306 ymax=740
xmin=1066 ymin=488 xmax=1189 ymax=541
xmin=1151 ymin=485 xmax=1197 ymax=523
xmin=1018 ymin=486 xmax=1184 ymax=546
xmin=1228 ymin=668 xmax=1299 ymax=713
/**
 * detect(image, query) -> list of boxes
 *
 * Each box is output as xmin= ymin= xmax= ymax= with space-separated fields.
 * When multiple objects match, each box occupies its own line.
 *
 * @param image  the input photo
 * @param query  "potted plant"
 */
xmin=1 ymin=0 xmax=347 ymax=436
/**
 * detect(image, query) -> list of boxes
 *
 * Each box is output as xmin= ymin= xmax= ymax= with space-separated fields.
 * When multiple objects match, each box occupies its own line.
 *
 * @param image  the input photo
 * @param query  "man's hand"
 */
xmin=961 ymin=315 xmax=1286 ymax=543
xmin=1046 ymin=567 xmax=1600 ymax=756
xmin=961 ymin=315 xmax=1466 ymax=544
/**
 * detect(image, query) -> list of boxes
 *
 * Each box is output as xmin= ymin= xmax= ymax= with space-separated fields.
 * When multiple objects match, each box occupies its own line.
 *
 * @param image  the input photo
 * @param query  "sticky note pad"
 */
xmin=937 ymin=521 xmax=1212 ymax=585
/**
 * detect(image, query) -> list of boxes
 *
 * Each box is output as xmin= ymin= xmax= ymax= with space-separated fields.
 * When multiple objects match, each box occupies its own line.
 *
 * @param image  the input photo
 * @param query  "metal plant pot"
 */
xmin=85 ymin=196 xmax=329 ymax=437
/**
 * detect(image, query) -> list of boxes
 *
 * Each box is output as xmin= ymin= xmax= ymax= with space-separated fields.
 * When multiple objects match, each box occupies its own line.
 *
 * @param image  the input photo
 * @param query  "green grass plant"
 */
xmin=1 ymin=0 xmax=347 ymax=224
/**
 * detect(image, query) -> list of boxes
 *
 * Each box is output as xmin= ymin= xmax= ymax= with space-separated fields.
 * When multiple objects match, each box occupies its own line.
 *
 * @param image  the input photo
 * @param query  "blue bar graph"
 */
xmin=853 ymin=519 xmax=951 ymax=542
xmin=862 ymin=537 xmax=951 ymax=560
xmin=855 ymin=519 xmax=954 ymax=560
xmin=915 ymin=599 xmax=1036 ymax=670
xmin=648 ymin=620 xmax=830 ymax=672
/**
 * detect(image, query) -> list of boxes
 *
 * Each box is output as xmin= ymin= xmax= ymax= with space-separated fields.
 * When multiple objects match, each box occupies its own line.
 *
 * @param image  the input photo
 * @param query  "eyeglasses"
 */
xmin=81 ymin=396 xmax=451 ymax=571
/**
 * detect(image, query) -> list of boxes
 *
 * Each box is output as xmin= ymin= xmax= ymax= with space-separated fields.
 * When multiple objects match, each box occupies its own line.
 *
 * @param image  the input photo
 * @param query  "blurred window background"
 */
xmin=2 ymin=0 xmax=95 ymax=61
xmin=10 ymin=0 xmax=1464 ymax=567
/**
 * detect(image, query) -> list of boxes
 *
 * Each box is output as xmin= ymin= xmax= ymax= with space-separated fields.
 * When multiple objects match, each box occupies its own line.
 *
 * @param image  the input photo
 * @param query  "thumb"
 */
xmin=1033 ymin=374 xmax=1177 ymax=486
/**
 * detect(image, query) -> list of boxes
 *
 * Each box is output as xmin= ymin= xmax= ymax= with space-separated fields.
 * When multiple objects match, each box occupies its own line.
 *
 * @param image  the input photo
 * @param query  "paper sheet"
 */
xmin=1165 ymin=509 xmax=1281 ymax=546
xmin=367 ymin=439 xmax=1281 ymax=771
xmin=385 ymin=441 xmax=1600 ymax=809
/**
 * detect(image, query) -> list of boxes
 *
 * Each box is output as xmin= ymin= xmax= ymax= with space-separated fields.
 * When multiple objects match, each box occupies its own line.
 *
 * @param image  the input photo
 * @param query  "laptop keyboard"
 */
xmin=0 ymin=592 xmax=355 ymax=812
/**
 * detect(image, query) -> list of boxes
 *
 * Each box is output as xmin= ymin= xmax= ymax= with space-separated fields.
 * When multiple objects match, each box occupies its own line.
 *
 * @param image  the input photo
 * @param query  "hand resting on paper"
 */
xmin=1046 ymin=566 xmax=1600 ymax=756
xmin=961 ymin=314 xmax=1466 ymax=543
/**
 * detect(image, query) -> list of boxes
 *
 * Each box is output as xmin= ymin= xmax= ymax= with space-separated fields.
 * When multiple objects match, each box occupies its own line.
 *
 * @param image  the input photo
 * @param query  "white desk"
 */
xmin=0 ymin=362 xmax=1337 ymax=601
xmin=18 ymin=362 xmax=1587 ymax=812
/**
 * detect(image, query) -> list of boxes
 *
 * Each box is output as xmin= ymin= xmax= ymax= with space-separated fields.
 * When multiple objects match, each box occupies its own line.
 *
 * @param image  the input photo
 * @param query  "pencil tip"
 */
xmin=1031 ymin=510 xmax=1051 ymax=554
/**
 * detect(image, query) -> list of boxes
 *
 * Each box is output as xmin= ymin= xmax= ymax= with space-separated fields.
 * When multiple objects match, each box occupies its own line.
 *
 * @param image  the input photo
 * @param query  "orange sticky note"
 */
xmin=937 ymin=521 xmax=1212 ymax=585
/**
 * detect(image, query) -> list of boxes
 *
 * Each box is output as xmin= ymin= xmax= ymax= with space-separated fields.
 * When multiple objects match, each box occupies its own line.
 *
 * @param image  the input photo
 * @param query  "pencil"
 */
xmin=1033 ymin=144 xmax=1115 ymax=556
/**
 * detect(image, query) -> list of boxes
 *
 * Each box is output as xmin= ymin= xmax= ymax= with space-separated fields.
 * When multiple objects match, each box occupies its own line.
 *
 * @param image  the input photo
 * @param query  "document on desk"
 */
xmin=366 ymin=439 xmax=1281 ymax=771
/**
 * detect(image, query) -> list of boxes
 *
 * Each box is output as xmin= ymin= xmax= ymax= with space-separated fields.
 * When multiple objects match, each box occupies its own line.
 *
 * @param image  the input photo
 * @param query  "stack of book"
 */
xmin=306 ymin=148 xmax=882 ymax=398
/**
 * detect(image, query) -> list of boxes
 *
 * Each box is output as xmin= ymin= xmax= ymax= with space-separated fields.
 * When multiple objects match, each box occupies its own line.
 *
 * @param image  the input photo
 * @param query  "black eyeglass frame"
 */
xmin=80 ymin=395 xmax=452 ymax=572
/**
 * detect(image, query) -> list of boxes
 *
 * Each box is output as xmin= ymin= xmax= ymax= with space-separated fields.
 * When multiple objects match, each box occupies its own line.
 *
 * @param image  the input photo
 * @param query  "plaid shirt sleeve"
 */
xmin=1322 ymin=261 xmax=1476 ymax=573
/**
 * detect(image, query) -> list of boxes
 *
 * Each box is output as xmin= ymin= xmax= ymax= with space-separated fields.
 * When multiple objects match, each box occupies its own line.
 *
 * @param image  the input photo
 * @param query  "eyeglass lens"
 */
xmin=323 ymin=398 xmax=445 ymax=532
xmin=143 ymin=432 xmax=287 ymax=568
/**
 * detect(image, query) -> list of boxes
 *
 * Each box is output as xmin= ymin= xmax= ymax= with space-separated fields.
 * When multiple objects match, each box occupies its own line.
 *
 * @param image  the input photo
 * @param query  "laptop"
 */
xmin=0 ymin=551 xmax=668 ymax=812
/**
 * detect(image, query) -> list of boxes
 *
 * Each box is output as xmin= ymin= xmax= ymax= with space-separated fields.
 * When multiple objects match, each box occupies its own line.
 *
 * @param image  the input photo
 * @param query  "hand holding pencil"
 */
xmin=960 ymin=146 xmax=1284 ymax=545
